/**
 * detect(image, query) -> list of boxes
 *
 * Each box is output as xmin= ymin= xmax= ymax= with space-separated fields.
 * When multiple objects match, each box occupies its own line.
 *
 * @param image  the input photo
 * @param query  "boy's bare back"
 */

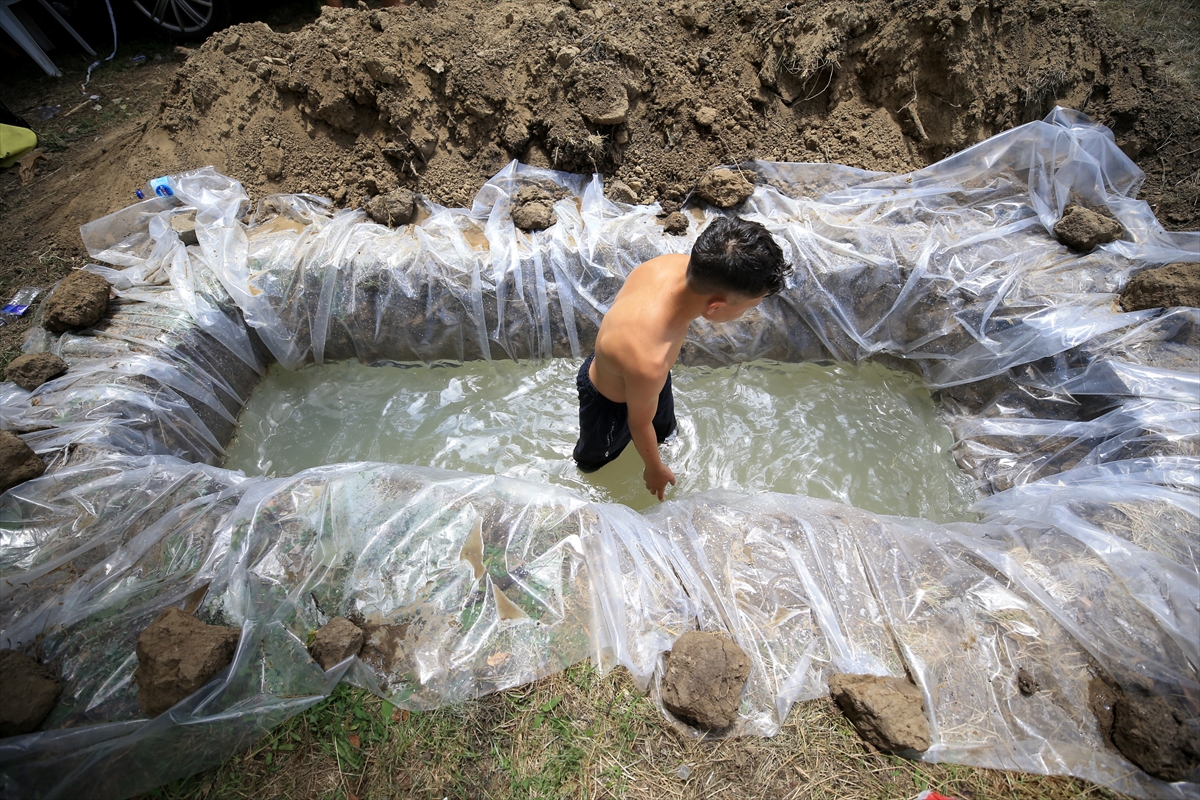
xmin=572 ymin=215 xmax=790 ymax=501
xmin=589 ymin=253 xmax=691 ymax=405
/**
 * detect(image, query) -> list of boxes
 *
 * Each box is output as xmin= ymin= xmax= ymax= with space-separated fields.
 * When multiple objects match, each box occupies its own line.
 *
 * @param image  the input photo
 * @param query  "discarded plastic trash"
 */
xmin=128 ymin=55 xmax=147 ymax=67
xmin=33 ymin=106 xmax=61 ymax=121
xmin=132 ymin=166 xmax=224 ymax=199
xmin=135 ymin=175 xmax=175 ymax=199
xmin=0 ymin=287 xmax=40 ymax=327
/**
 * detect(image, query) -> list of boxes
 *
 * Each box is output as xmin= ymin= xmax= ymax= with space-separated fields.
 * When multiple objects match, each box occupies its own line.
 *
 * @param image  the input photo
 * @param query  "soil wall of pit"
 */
xmin=130 ymin=0 xmax=1198 ymax=227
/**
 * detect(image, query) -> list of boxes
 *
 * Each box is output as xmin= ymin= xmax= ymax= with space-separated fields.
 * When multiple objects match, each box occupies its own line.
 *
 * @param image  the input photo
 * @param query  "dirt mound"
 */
xmin=124 ymin=0 xmax=1198 ymax=220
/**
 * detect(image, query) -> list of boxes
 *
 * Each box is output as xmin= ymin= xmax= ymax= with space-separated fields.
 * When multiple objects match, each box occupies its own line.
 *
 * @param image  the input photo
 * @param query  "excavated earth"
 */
xmin=1 ymin=0 xmax=1197 ymax=363
xmin=123 ymin=0 xmax=1197 ymax=221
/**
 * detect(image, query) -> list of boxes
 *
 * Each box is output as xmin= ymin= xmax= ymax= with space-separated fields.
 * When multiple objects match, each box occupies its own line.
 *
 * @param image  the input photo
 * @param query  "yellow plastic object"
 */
xmin=0 ymin=123 xmax=37 ymax=168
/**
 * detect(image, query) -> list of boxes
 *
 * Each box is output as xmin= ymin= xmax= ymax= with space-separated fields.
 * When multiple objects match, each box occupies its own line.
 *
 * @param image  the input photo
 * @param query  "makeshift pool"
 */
xmin=224 ymin=358 xmax=976 ymax=518
xmin=1 ymin=109 xmax=1197 ymax=800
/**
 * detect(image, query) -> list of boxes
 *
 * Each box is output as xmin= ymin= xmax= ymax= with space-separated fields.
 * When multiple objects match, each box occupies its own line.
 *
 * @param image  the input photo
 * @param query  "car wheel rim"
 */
xmin=132 ymin=0 xmax=215 ymax=34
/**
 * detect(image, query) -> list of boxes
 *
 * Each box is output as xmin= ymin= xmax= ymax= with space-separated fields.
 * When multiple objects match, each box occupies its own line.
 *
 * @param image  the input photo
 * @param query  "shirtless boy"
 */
xmin=573 ymin=215 xmax=790 ymax=500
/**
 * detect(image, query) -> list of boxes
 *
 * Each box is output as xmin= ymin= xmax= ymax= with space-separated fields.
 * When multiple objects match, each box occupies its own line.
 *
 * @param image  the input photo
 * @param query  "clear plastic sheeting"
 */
xmin=1 ymin=108 xmax=1197 ymax=799
xmin=635 ymin=490 xmax=1198 ymax=797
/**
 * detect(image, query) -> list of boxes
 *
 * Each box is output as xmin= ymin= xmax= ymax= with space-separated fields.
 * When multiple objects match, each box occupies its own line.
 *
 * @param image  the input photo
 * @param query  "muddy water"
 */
xmin=223 ymin=359 xmax=977 ymax=520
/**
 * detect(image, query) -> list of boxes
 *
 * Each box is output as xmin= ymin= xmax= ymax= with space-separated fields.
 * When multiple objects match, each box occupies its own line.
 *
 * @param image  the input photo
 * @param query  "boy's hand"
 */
xmin=644 ymin=464 xmax=676 ymax=501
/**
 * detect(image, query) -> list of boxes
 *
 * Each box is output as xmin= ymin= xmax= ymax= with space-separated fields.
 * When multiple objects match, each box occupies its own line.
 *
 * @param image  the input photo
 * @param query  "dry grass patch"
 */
xmin=145 ymin=663 xmax=1128 ymax=800
xmin=1097 ymin=0 xmax=1200 ymax=89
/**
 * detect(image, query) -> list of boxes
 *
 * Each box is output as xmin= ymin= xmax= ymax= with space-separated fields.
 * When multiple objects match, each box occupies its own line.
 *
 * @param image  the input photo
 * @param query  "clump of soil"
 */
xmin=1120 ymin=262 xmax=1200 ymax=312
xmin=135 ymin=607 xmax=241 ymax=717
xmin=573 ymin=63 xmax=630 ymax=126
xmin=309 ymin=617 xmax=365 ymax=670
xmin=1090 ymin=676 xmax=1200 ymax=782
xmin=0 ymin=650 xmax=60 ymax=737
xmin=0 ymin=429 xmax=45 ymax=494
xmin=4 ymin=352 xmax=67 ymax=391
xmin=661 ymin=211 xmax=689 ymax=235
xmin=41 ymin=271 xmax=111 ymax=333
xmin=1053 ymin=203 xmax=1124 ymax=251
xmin=695 ymin=168 xmax=755 ymax=209
xmin=1017 ymin=667 xmax=1039 ymax=697
xmin=511 ymin=185 xmax=559 ymax=232
xmin=365 ymin=188 xmax=417 ymax=226
xmin=115 ymin=0 xmax=1198 ymax=225
xmin=827 ymin=673 xmax=931 ymax=754
xmin=660 ymin=631 xmax=751 ymax=730
xmin=605 ymin=179 xmax=638 ymax=204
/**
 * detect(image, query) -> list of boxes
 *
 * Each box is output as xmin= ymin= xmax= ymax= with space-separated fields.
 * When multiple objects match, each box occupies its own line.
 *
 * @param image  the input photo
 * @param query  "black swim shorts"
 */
xmin=573 ymin=354 xmax=677 ymax=472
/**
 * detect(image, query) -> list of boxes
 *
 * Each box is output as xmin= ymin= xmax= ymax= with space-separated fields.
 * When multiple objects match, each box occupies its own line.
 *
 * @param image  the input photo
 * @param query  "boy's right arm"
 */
xmin=624 ymin=371 xmax=676 ymax=501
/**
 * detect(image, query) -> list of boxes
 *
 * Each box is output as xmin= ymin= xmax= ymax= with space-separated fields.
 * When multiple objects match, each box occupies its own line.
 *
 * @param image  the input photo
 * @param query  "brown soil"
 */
xmin=40 ymin=270 xmax=112 ymax=333
xmin=0 ymin=429 xmax=46 ymax=494
xmin=0 ymin=0 xmax=1198 ymax=371
xmin=1111 ymin=691 xmax=1200 ymax=782
xmin=662 ymin=211 xmax=690 ymax=235
xmin=660 ymin=631 xmax=751 ymax=731
xmin=364 ymin=188 xmax=417 ymax=226
xmin=1017 ymin=667 xmax=1039 ymax=697
xmin=511 ymin=185 xmax=560 ymax=231
xmin=310 ymin=617 xmax=366 ymax=670
xmin=1091 ymin=676 xmax=1200 ymax=782
xmin=0 ymin=649 xmax=60 ymax=737
xmin=827 ymin=672 xmax=931 ymax=754
xmin=124 ymin=0 xmax=1200 ymax=219
xmin=3 ymin=352 xmax=67 ymax=391
xmin=134 ymin=607 xmax=241 ymax=717
xmin=695 ymin=168 xmax=756 ymax=209
xmin=1120 ymin=262 xmax=1200 ymax=311
xmin=1053 ymin=203 xmax=1124 ymax=251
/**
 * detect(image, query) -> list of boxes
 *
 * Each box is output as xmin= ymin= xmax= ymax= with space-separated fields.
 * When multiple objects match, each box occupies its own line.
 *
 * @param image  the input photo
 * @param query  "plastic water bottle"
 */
xmin=135 ymin=175 xmax=176 ymax=200
xmin=0 ymin=287 xmax=40 ymax=327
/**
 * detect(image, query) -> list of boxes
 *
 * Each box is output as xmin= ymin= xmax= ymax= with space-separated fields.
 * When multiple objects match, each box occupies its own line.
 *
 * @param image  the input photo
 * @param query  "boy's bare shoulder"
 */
xmin=610 ymin=252 xmax=687 ymax=305
xmin=593 ymin=252 xmax=689 ymax=385
xmin=634 ymin=252 xmax=689 ymax=277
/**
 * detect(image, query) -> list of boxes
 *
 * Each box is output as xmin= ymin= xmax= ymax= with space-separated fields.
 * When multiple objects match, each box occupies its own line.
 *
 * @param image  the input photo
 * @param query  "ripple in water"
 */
xmin=223 ymin=358 xmax=977 ymax=520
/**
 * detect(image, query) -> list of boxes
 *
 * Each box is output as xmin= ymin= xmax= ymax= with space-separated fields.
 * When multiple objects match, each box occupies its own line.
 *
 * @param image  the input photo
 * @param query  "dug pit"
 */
xmin=222 ymin=357 xmax=976 ymax=517
xmin=2 ymin=93 xmax=1196 ymax=797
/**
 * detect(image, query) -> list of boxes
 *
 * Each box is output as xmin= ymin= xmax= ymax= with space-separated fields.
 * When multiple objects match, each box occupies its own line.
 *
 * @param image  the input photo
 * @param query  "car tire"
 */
xmin=130 ymin=0 xmax=230 ymax=40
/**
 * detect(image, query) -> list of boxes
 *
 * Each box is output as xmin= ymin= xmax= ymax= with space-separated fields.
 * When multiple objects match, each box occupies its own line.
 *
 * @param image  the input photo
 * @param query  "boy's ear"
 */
xmin=704 ymin=297 xmax=728 ymax=317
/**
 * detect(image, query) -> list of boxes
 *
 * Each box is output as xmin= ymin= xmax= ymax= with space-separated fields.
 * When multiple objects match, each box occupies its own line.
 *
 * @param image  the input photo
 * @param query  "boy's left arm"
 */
xmin=625 ymin=370 xmax=676 ymax=500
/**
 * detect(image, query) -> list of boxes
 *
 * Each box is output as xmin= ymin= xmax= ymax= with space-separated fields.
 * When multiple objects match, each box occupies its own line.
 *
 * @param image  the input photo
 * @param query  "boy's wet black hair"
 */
xmin=687 ymin=215 xmax=791 ymax=298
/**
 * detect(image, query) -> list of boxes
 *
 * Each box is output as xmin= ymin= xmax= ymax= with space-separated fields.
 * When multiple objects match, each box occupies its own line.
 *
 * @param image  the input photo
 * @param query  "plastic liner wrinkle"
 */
xmin=1 ymin=109 xmax=1198 ymax=800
